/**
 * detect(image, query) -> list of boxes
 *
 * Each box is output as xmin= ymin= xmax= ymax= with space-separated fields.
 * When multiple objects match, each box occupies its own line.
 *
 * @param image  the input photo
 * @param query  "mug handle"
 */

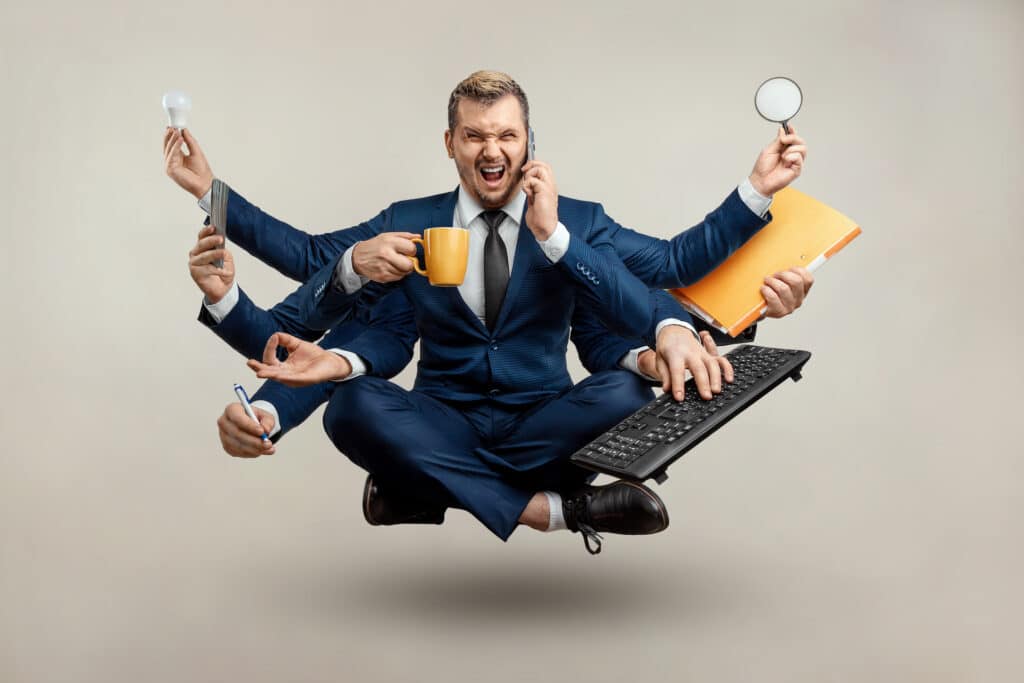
xmin=408 ymin=236 xmax=427 ymax=276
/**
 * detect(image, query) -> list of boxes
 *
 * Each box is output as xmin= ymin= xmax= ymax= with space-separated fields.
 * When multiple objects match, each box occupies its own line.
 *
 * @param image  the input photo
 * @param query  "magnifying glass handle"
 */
xmin=782 ymin=120 xmax=792 ymax=134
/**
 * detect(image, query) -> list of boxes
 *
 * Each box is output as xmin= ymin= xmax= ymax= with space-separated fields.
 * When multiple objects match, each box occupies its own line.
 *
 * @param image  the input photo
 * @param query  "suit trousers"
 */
xmin=322 ymin=370 xmax=654 ymax=540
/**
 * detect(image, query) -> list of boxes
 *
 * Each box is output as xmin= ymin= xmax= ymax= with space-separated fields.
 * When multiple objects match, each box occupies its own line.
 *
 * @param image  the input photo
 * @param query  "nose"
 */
xmin=483 ymin=137 xmax=502 ymax=160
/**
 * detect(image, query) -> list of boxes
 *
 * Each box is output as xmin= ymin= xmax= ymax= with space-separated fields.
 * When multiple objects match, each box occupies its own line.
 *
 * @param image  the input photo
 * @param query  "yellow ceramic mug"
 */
xmin=409 ymin=227 xmax=470 ymax=286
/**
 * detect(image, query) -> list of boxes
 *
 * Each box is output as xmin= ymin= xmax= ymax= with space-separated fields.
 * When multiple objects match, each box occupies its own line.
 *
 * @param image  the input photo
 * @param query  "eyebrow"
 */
xmin=462 ymin=127 xmax=518 ymax=137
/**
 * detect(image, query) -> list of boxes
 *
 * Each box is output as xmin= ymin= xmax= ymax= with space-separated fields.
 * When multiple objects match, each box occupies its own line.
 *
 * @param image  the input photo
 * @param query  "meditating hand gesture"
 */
xmin=247 ymin=332 xmax=352 ymax=387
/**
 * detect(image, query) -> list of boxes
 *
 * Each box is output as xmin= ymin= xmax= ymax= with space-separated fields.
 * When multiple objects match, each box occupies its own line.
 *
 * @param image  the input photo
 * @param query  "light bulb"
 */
xmin=162 ymin=90 xmax=192 ymax=129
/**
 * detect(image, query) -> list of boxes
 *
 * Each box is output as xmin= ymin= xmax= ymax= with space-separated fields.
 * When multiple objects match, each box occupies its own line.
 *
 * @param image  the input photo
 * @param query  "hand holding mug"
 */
xmin=352 ymin=232 xmax=419 ymax=283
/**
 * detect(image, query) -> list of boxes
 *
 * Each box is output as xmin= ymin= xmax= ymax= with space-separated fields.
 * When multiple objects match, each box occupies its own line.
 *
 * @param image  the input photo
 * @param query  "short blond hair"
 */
xmin=447 ymin=70 xmax=530 ymax=131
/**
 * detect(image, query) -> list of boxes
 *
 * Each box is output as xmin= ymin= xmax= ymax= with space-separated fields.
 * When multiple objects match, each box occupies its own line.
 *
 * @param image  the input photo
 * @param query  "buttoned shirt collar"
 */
xmin=456 ymin=185 xmax=526 ymax=228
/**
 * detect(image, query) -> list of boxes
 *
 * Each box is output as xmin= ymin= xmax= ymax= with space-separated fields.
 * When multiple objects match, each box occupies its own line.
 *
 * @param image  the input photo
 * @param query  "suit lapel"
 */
xmin=427 ymin=188 xmax=459 ymax=230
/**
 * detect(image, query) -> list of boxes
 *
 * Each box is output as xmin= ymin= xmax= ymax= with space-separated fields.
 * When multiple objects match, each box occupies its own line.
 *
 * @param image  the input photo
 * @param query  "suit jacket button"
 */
xmin=488 ymin=389 xmax=500 ymax=396
xmin=491 ymin=344 xmax=499 ymax=351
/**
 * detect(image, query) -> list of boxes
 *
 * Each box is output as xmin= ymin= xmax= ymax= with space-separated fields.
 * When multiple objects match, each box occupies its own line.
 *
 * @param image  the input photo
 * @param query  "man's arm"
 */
xmin=248 ymin=296 xmax=418 ymax=440
xmin=216 ymin=185 xmax=383 ymax=282
xmin=605 ymin=190 xmax=769 ymax=288
xmin=570 ymin=288 xmax=692 ymax=376
xmin=571 ymin=289 xmax=739 ymax=402
xmin=521 ymin=160 xmax=653 ymax=339
xmin=220 ymin=291 xmax=419 ymax=450
xmin=166 ymin=130 xmax=407 ymax=286
xmin=605 ymin=128 xmax=809 ymax=289
xmin=189 ymin=225 xmax=416 ymax=377
xmin=199 ymin=282 xmax=336 ymax=360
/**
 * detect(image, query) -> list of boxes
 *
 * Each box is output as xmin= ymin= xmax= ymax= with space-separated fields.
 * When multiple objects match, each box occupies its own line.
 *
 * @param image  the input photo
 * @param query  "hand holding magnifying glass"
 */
xmin=748 ymin=77 xmax=807 ymax=196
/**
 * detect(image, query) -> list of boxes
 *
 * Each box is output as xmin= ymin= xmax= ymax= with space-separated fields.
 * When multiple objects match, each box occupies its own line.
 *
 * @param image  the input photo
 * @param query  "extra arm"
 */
xmin=606 ymin=189 xmax=771 ymax=289
xmin=248 ymin=290 xmax=419 ymax=440
xmin=571 ymin=288 xmax=694 ymax=376
xmin=217 ymin=184 xmax=386 ymax=282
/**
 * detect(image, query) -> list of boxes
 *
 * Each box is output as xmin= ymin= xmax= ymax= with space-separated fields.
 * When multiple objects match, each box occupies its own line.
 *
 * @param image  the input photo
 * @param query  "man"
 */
xmin=165 ymin=71 xmax=811 ymax=552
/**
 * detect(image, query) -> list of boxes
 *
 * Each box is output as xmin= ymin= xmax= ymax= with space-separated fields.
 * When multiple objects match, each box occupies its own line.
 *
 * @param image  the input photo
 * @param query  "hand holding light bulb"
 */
xmin=162 ymin=131 xmax=214 ymax=201
xmin=161 ymin=88 xmax=214 ymax=198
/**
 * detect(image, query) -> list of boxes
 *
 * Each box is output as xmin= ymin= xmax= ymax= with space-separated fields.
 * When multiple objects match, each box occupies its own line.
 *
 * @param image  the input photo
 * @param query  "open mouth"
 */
xmin=479 ymin=164 xmax=506 ymax=187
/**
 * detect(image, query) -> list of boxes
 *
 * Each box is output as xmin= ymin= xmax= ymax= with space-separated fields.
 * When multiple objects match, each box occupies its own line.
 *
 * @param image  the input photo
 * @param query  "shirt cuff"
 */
xmin=326 ymin=349 xmax=367 ymax=382
xmin=655 ymin=318 xmax=698 ymax=341
xmin=198 ymin=187 xmax=212 ymax=215
xmin=250 ymin=400 xmax=282 ymax=438
xmin=537 ymin=222 xmax=571 ymax=263
xmin=333 ymin=244 xmax=369 ymax=294
xmin=614 ymin=348 xmax=647 ymax=378
xmin=737 ymin=178 xmax=772 ymax=218
xmin=203 ymin=281 xmax=240 ymax=323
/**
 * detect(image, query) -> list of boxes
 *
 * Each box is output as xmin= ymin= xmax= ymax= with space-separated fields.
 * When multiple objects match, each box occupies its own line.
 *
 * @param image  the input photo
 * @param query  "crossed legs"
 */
xmin=322 ymin=371 xmax=654 ymax=540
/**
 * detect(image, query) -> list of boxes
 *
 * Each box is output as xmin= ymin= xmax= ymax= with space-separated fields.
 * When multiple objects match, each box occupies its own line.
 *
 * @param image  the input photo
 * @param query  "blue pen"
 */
xmin=233 ymin=383 xmax=269 ymax=441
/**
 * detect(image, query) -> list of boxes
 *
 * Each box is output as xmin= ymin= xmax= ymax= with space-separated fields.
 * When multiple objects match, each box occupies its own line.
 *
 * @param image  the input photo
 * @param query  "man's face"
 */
xmin=444 ymin=94 xmax=528 ymax=209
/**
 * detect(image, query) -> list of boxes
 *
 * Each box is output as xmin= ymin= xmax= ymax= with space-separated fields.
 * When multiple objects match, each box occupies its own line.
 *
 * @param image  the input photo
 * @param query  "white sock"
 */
xmin=544 ymin=491 xmax=567 ymax=532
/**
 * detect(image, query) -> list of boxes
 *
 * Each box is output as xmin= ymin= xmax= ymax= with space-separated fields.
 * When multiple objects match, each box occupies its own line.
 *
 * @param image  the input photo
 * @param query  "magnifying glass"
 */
xmin=754 ymin=77 xmax=802 ymax=133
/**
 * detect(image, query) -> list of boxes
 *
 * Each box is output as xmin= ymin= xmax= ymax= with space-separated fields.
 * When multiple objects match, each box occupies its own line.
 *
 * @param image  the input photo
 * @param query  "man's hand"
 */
xmin=748 ymin=126 xmax=807 ymax=197
xmin=246 ymin=332 xmax=352 ymax=387
xmin=762 ymin=266 xmax=814 ymax=318
xmin=640 ymin=326 xmax=735 ymax=401
xmin=217 ymin=402 xmax=276 ymax=458
xmin=352 ymin=232 xmax=420 ymax=283
xmin=188 ymin=225 xmax=234 ymax=303
xmin=522 ymin=160 xmax=559 ymax=240
xmin=163 ymin=127 xmax=214 ymax=199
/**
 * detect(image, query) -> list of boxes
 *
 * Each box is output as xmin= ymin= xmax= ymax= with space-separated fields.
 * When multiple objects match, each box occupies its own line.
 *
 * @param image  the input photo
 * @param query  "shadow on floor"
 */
xmin=254 ymin=552 xmax=754 ymax=626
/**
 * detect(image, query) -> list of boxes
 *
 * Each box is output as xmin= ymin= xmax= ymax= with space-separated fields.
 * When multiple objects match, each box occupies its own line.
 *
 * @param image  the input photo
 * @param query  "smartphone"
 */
xmin=527 ymin=126 xmax=536 ymax=162
xmin=210 ymin=178 xmax=228 ymax=268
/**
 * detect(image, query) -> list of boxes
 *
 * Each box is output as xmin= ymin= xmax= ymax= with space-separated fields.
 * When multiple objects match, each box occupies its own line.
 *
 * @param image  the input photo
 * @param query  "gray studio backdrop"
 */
xmin=2 ymin=0 xmax=1021 ymax=681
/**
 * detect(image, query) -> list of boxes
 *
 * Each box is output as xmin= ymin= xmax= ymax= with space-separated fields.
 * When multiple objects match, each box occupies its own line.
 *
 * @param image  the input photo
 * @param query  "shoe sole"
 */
xmin=362 ymin=475 xmax=381 ymax=526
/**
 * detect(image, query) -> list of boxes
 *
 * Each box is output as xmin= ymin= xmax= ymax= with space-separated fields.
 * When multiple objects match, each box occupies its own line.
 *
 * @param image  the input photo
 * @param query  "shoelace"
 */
xmin=578 ymin=522 xmax=603 ymax=555
xmin=566 ymin=492 xmax=603 ymax=555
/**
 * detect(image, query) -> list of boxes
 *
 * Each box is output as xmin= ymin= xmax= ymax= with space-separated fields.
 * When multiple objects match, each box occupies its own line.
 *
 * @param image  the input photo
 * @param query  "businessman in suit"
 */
xmin=165 ymin=71 xmax=811 ymax=553
xmin=184 ymin=228 xmax=754 ymax=555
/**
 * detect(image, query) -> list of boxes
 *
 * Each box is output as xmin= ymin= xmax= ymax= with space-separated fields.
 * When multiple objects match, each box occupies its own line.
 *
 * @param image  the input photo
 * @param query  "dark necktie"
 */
xmin=481 ymin=210 xmax=509 ymax=330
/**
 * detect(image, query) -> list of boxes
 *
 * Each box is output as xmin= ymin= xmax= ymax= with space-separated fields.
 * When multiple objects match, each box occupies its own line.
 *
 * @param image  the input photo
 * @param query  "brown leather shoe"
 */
xmin=562 ymin=480 xmax=669 ymax=554
xmin=362 ymin=475 xmax=446 ymax=526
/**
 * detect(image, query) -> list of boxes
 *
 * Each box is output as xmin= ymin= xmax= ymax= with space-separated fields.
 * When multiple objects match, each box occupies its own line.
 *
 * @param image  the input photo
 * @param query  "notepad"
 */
xmin=670 ymin=187 xmax=861 ymax=337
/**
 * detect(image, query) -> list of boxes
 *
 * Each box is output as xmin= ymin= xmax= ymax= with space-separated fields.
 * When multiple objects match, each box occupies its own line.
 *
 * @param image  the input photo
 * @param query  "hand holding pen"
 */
xmin=216 ymin=385 xmax=276 ymax=458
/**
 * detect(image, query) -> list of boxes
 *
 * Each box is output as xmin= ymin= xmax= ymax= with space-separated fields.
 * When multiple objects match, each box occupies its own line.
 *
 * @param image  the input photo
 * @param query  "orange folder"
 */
xmin=670 ymin=187 xmax=862 ymax=337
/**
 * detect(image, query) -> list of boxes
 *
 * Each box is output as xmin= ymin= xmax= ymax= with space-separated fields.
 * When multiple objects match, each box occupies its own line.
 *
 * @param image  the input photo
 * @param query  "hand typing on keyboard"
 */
xmin=572 ymin=344 xmax=812 ymax=483
xmin=638 ymin=326 xmax=735 ymax=402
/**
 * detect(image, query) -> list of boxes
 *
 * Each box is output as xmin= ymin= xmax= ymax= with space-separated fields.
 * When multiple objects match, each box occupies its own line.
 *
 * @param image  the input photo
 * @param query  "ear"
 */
xmin=443 ymin=129 xmax=454 ymax=159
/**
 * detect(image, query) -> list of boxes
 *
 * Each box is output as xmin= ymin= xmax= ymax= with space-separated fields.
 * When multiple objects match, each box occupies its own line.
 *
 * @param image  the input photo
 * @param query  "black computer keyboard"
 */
xmin=570 ymin=345 xmax=811 ymax=483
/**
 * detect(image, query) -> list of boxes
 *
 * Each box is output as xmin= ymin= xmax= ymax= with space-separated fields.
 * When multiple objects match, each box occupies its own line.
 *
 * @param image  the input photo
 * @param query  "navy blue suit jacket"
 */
xmin=206 ymin=184 xmax=767 ymax=415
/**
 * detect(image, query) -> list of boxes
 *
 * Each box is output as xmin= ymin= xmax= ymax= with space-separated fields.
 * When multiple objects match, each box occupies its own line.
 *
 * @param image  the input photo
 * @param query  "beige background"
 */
xmin=2 ymin=0 xmax=1022 ymax=681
